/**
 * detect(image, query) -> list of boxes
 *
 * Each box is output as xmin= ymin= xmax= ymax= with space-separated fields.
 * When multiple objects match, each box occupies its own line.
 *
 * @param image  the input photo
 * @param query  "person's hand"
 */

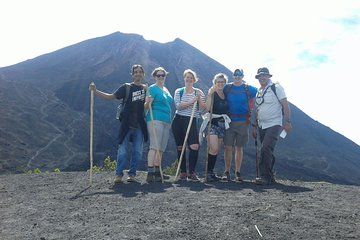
xmin=89 ymin=82 xmax=96 ymax=92
xmin=252 ymin=126 xmax=257 ymax=139
xmin=145 ymin=96 xmax=153 ymax=104
xmin=208 ymin=86 xmax=216 ymax=96
xmin=283 ymin=122 xmax=292 ymax=133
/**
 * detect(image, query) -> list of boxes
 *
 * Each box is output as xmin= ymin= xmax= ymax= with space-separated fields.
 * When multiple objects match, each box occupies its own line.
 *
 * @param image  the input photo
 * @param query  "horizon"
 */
xmin=1 ymin=0 xmax=360 ymax=146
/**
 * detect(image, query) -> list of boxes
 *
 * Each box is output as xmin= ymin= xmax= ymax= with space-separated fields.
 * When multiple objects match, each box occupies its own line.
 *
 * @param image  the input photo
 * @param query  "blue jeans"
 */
xmin=116 ymin=127 xmax=144 ymax=177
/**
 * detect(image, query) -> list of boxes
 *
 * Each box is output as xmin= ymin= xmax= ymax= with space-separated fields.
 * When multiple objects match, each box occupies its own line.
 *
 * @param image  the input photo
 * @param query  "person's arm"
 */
xmin=281 ymin=98 xmax=292 ymax=133
xmin=175 ymin=89 xmax=197 ymax=110
xmin=89 ymin=83 xmax=116 ymax=100
xmin=205 ymin=86 xmax=216 ymax=111
xmin=144 ymin=87 xmax=153 ymax=110
xmin=197 ymin=89 xmax=207 ymax=110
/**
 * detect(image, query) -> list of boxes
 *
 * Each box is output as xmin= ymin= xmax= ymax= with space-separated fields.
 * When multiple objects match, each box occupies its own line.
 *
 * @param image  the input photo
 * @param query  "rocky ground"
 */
xmin=1 ymin=172 xmax=359 ymax=240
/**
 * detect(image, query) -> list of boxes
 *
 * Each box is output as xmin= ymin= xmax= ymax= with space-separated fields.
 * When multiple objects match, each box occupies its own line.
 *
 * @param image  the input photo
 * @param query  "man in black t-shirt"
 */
xmin=89 ymin=64 xmax=148 ymax=183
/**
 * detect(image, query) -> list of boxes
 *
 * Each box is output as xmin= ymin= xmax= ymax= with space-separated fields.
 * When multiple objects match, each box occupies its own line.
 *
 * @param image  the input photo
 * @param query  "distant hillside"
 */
xmin=0 ymin=32 xmax=359 ymax=185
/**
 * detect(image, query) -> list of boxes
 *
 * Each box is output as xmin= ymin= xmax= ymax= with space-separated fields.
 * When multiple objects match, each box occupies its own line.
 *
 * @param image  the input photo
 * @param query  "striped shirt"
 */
xmin=174 ymin=87 xmax=205 ymax=118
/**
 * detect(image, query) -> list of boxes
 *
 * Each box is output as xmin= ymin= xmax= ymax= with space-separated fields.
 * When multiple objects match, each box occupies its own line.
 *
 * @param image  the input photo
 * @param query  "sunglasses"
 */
xmin=216 ymin=81 xmax=225 ymax=84
xmin=255 ymin=86 xmax=271 ymax=106
xmin=233 ymin=74 xmax=243 ymax=77
xmin=156 ymin=74 xmax=166 ymax=78
xmin=255 ymin=95 xmax=265 ymax=106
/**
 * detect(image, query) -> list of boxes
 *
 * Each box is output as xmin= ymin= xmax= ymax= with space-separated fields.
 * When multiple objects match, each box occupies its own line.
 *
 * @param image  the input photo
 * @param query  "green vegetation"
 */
xmin=90 ymin=156 xmax=117 ymax=173
xmin=26 ymin=168 xmax=61 ymax=174
xmin=163 ymin=160 xmax=178 ymax=176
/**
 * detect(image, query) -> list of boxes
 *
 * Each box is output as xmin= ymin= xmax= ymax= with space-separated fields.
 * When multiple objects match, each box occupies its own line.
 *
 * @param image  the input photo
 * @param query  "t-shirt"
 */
xmin=145 ymin=84 xmax=173 ymax=123
xmin=174 ymin=87 xmax=205 ymax=118
xmin=224 ymin=82 xmax=257 ymax=121
xmin=114 ymin=83 xmax=146 ymax=128
xmin=256 ymin=81 xmax=286 ymax=129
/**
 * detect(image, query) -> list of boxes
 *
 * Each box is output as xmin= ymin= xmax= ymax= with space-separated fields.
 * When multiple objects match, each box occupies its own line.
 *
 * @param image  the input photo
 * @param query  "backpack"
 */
xmin=179 ymin=87 xmax=197 ymax=101
xmin=270 ymin=83 xmax=284 ymax=115
xmin=115 ymin=83 xmax=131 ymax=121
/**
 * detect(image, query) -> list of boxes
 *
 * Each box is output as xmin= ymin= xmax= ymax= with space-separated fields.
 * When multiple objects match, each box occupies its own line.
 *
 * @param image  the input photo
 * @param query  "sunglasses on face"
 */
xmin=216 ymin=81 xmax=225 ymax=84
xmin=156 ymin=74 xmax=165 ymax=78
xmin=233 ymin=74 xmax=243 ymax=77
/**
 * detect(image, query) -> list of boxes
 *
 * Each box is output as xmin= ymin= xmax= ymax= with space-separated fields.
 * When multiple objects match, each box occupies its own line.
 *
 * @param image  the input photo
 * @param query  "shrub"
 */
xmin=163 ymin=160 xmax=178 ymax=176
xmin=53 ymin=168 xmax=61 ymax=173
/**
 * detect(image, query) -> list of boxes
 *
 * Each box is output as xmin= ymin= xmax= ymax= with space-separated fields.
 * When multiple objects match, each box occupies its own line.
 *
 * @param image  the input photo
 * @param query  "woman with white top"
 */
xmin=171 ymin=69 xmax=206 ymax=181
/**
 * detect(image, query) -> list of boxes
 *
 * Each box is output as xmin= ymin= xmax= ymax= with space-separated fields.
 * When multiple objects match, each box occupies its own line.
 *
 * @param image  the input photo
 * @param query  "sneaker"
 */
xmin=127 ymin=176 xmax=136 ymax=182
xmin=270 ymin=176 xmax=276 ymax=184
xmin=162 ymin=174 xmax=171 ymax=180
xmin=114 ymin=175 xmax=123 ymax=184
xmin=221 ymin=171 xmax=231 ymax=182
xmin=146 ymin=172 xmax=154 ymax=183
xmin=235 ymin=172 xmax=243 ymax=182
xmin=179 ymin=172 xmax=188 ymax=181
xmin=206 ymin=172 xmax=220 ymax=182
xmin=154 ymin=172 xmax=162 ymax=182
xmin=188 ymin=172 xmax=200 ymax=182
xmin=255 ymin=177 xmax=271 ymax=185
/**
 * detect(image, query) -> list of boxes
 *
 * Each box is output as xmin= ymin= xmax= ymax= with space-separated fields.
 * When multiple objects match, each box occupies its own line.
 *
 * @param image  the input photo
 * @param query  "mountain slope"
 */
xmin=0 ymin=32 xmax=359 ymax=185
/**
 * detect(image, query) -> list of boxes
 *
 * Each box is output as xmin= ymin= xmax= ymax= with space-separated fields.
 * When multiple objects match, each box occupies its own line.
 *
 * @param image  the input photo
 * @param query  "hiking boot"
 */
xmin=235 ymin=172 xmax=243 ymax=182
xmin=146 ymin=172 xmax=154 ymax=183
xmin=114 ymin=175 xmax=123 ymax=184
xmin=179 ymin=172 xmax=188 ymax=181
xmin=255 ymin=177 xmax=271 ymax=185
xmin=154 ymin=172 xmax=162 ymax=182
xmin=188 ymin=172 xmax=200 ymax=182
xmin=127 ymin=176 xmax=136 ymax=182
xmin=221 ymin=171 xmax=231 ymax=182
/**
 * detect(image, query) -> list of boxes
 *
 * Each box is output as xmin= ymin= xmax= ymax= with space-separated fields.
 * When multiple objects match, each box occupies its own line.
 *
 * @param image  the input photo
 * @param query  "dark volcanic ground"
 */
xmin=1 ymin=172 xmax=359 ymax=240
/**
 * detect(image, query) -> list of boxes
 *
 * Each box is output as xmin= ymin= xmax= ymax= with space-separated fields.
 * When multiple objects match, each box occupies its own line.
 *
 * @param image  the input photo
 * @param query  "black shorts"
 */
xmin=171 ymin=114 xmax=199 ymax=146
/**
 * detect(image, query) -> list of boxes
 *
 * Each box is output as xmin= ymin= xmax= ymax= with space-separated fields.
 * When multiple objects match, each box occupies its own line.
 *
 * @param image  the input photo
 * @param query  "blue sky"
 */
xmin=1 ymin=0 xmax=360 ymax=146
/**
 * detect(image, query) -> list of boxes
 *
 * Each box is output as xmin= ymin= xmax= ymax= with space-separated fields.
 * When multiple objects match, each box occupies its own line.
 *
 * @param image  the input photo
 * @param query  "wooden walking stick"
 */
xmin=174 ymin=99 xmax=198 ymax=182
xmin=149 ymin=99 xmax=164 ymax=183
xmin=255 ymin=136 xmax=259 ymax=178
xmin=204 ymin=92 xmax=214 ymax=182
xmin=89 ymin=83 xmax=94 ymax=186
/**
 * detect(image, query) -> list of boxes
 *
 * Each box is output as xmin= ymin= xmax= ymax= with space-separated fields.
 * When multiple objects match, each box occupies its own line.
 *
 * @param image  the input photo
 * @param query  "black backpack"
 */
xmin=115 ymin=83 xmax=131 ymax=121
xmin=270 ymin=83 xmax=284 ymax=115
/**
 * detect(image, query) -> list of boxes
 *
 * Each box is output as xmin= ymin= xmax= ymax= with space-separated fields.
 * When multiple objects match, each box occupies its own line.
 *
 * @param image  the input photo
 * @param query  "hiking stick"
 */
xmin=89 ymin=84 xmax=94 ymax=186
xmin=255 ymin=130 xmax=259 ymax=178
xmin=174 ymin=100 xmax=198 ymax=182
xmin=149 ymin=101 xmax=164 ymax=183
xmin=204 ymin=92 xmax=214 ymax=182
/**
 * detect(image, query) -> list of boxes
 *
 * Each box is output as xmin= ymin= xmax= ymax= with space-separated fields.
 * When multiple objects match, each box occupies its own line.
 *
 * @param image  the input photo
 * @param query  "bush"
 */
xmin=90 ymin=156 xmax=116 ymax=173
xmin=163 ymin=160 xmax=178 ymax=176
xmin=33 ymin=168 xmax=41 ymax=174
xmin=53 ymin=168 xmax=61 ymax=173
xmin=103 ymin=156 xmax=116 ymax=171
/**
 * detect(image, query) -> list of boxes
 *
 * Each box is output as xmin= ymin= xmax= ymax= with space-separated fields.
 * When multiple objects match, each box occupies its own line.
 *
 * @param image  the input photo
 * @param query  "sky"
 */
xmin=1 ymin=0 xmax=360 ymax=146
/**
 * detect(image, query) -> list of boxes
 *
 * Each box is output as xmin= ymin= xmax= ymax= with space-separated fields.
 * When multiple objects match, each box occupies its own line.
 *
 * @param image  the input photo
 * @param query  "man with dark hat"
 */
xmin=252 ymin=67 xmax=292 ymax=185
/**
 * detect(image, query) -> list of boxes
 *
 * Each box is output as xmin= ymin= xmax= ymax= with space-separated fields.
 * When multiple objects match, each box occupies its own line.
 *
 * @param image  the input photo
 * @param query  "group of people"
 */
xmin=88 ymin=64 xmax=292 ymax=185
